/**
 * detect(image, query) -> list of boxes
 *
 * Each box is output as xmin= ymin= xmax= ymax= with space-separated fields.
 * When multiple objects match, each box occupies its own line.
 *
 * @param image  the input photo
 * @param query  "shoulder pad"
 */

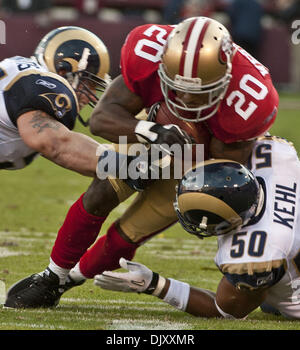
xmin=5 ymin=72 xmax=79 ymax=130
xmin=34 ymin=72 xmax=79 ymax=118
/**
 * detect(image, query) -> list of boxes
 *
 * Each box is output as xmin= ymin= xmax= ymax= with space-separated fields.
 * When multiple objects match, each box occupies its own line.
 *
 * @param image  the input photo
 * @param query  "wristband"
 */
xmin=135 ymin=120 xmax=158 ymax=143
xmin=163 ymin=278 xmax=190 ymax=311
xmin=152 ymin=275 xmax=167 ymax=296
xmin=144 ymin=272 xmax=166 ymax=296
xmin=144 ymin=272 xmax=159 ymax=295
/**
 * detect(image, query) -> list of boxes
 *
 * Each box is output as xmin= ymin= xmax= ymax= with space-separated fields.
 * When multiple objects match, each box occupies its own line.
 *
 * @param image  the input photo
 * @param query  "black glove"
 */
xmin=96 ymin=146 xmax=160 ymax=192
xmin=135 ymin=120 xmax=193 ymax=148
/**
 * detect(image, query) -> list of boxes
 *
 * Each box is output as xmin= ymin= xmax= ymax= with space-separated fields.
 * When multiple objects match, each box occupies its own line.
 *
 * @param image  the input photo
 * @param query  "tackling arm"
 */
xmin=18 ymin=110 xmax=101 ymax=177
xmin=95 ymin=258 xmax=268 ymax=319
xmin=18 ymin=109 xmax=156 ymax=191
xmin=182 ymin=276 xmax=267 ymax=318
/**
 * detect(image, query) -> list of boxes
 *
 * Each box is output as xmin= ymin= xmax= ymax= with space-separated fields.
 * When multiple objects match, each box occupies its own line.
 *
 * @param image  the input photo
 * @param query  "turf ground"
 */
xmin=1 ymin=95 xmax=300 ymax=332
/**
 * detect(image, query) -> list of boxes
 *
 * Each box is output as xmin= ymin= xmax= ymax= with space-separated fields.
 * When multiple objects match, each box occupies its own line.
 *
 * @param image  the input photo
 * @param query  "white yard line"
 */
xmin=0 ymin=322 xmax=66 ymax=330
xmin=0 ymin=247 xmax=26 ymax=258
xmin=108 ymin=319 xmax=189 ymax=330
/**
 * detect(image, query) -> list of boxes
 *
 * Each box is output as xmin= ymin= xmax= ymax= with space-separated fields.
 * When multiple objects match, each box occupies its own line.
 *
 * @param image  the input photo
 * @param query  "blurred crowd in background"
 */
xmin=0 ymin=0 xmax=299 ymax=91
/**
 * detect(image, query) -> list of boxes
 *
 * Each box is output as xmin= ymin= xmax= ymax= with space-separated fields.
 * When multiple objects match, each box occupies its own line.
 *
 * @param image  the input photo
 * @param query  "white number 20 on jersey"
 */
xmin=134 ymin=25 xmax=168 ymax=63
xmin=226 ymin=74 xmax=268 ymax=121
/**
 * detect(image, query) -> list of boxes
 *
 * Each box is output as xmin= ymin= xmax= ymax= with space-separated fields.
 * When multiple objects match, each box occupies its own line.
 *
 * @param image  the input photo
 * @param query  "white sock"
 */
xmin=163 ymin=278 xmax=190 ymax=311
xmin=69 ymin=263 xmax=87 ymax=282
xmin=48 ymin=258 xmax=70 ymax=285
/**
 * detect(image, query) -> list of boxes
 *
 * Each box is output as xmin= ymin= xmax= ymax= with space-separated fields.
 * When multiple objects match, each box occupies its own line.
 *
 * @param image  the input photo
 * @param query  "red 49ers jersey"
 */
xmin=121 ymin=24 xmax=173 ymax=106
xmin=206 ymin=44 xmax=279 ymax=143
xmin=120 ymin=24 xmax=279 ymax=143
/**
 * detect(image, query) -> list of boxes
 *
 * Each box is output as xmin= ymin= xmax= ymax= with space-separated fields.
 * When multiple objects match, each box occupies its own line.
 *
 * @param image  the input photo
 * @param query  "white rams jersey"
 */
xmin=0 ymin=56 xmax=79 ymax=170
xmin=215 ymin=136 xmax=300 ymax=319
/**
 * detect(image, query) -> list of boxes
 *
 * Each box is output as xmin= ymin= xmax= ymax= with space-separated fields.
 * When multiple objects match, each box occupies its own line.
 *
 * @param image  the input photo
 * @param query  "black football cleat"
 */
xmin=4 ymin=268 xmax=85 ymax=309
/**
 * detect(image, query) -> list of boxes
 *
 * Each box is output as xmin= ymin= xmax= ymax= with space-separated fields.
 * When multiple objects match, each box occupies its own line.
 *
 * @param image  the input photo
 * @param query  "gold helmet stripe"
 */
xmin=184 ymin=158 xmax=240 ymax=175
xmin=179 ymin=18 xmax=197 ymax=77
xmin=178 ymin=192 xmax=242 ymax=224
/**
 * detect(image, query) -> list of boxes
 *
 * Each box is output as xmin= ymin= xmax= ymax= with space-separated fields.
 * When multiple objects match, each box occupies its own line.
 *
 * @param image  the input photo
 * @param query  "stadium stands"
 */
xmin=0 ymin=0 xmax=292 ymax=86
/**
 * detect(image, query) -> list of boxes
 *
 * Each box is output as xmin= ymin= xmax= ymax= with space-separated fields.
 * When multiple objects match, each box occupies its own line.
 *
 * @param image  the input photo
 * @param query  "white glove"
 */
xmin=135 ymin=120 xmax=193 ymax=148
xmin=94 ymin=258 xmax=161 ymax=294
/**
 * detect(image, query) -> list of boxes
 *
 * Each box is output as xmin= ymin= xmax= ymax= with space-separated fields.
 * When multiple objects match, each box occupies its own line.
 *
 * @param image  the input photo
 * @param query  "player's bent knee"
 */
xmin=83 ymin=178 xmax=119 ymax=216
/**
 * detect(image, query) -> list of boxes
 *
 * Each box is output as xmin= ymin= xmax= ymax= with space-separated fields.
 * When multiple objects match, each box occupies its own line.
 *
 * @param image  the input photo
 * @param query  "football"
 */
xmin=153 ymin=101 xmax=211 ymax=160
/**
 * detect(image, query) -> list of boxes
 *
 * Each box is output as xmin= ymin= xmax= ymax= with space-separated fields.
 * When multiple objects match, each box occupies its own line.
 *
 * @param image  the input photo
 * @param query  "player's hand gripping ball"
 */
xmin=149 ymin=102 xmax=212 ymax=162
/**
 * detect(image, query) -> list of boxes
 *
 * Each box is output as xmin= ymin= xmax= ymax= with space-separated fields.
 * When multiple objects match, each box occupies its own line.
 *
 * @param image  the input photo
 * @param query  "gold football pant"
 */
xmin=108 ymin=177 xmax=179 ymax=243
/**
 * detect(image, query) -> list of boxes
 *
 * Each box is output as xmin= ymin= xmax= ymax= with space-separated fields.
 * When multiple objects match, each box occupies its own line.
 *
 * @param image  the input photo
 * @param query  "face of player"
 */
xmin=76 ymin=79 xmax=98 ymax=110
xmin=174 ymin=91 xmax=210 ymax=109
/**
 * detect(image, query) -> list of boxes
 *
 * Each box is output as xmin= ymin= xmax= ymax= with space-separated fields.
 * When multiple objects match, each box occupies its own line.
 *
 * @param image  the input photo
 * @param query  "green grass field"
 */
xmin=1 ymin=96 xmax=300 ymax=331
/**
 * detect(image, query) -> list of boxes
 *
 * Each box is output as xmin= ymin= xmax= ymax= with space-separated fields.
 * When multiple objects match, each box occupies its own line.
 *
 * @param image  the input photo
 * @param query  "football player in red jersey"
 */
xmin=5 ymin=17 xmax=279 ymax=309
xmin=92 ymin=17 xmax=278 ymax=161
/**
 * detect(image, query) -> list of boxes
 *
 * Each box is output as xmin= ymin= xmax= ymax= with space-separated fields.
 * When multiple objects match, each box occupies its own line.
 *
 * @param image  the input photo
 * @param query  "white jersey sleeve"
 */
xmin=0 ymin=56 xmax=78 ymax=170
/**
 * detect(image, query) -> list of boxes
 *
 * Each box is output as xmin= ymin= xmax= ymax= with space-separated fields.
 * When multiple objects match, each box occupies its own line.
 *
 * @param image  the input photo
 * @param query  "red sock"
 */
xmin=50 ymin=193 xmax=106 ymax=269
xmin=79 ymin=221 xmax=138 ymax=278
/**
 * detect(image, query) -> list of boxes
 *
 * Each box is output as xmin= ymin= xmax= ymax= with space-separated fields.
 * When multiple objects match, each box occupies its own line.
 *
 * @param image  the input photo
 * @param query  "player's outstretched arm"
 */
xmin=95 ymin=258 xmax=268 ymax=319
xmin=17 ymin=110 xmax=101 ymax=177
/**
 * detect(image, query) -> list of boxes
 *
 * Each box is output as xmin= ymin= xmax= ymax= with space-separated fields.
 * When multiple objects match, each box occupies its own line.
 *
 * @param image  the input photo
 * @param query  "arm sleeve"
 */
xmin=5 ymin=73 xmax=79 ymax=130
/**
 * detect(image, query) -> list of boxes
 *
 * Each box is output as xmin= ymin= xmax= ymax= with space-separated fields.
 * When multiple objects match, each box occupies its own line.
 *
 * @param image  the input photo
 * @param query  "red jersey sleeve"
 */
xmin=206 ymin=46 xmax=279 ymax=143
xmin=120 ymin=24 xmax=174 ymax=107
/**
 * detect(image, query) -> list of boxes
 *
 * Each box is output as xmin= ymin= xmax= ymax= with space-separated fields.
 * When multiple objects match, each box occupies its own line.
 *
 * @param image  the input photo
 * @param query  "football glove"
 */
xmin=96 ymin=146 xmax=150 ymax=191
xmin=94 ymin=258 xmax=165 ymax=295
xmin=135 ymin=120 xmax=193 ymax=148
xmin=96 ymin=144 xmax=171 ymax=192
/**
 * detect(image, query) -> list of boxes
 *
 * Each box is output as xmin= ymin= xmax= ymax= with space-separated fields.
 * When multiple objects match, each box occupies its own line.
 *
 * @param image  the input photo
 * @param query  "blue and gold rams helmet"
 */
xmin=174 ymin=160 xmax=262 ymax=238
xmin=34 ymin=26 xmax=110 ymax=125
